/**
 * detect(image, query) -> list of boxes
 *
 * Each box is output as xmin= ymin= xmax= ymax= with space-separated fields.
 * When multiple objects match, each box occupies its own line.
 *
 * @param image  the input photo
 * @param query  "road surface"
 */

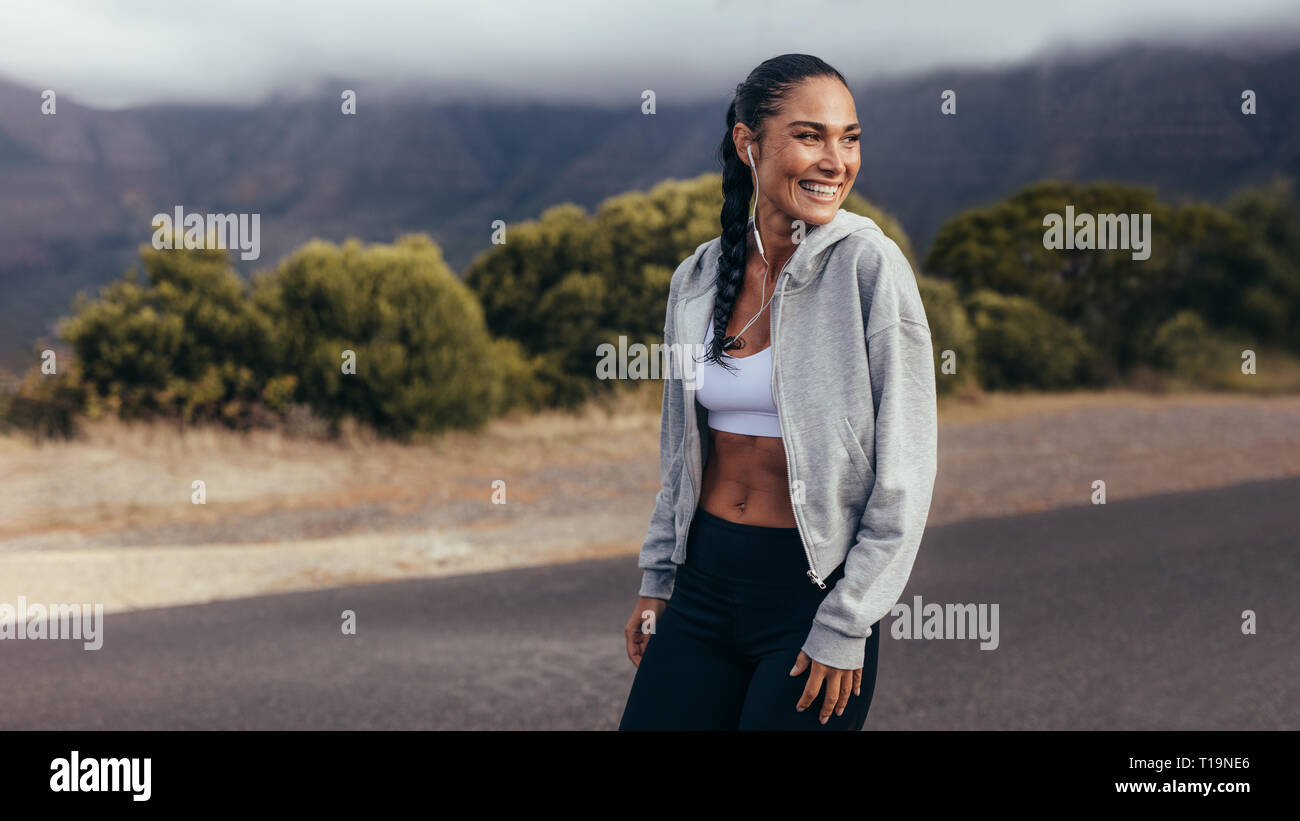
xmin=1 ymin=476 xmax=1295 ymax=730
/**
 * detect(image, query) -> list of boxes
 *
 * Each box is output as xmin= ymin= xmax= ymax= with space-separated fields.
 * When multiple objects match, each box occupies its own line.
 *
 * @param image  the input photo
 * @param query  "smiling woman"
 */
xmin=618 ymin=54 xmax=938 ymax=732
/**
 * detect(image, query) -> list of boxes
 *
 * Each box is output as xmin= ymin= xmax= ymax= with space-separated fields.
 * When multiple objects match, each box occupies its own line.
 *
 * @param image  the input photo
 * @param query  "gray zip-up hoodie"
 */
xmin=636 ymin=207 xmax=938 ymax=671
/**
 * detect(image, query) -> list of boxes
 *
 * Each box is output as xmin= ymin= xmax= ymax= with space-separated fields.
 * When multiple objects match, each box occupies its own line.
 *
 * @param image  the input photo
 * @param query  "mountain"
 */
xmin=0 ymin=39 xmax=1297 ymax=373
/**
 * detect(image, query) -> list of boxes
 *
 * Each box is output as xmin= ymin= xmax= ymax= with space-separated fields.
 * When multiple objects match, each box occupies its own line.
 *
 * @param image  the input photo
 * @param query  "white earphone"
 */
xmin=746 ymin=144 xmax=766 ymax=261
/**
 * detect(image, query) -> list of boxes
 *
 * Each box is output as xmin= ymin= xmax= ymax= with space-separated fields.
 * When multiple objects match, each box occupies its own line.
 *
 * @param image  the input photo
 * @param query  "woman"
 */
xmin=618 ymin=54 xmax=939 ymax=730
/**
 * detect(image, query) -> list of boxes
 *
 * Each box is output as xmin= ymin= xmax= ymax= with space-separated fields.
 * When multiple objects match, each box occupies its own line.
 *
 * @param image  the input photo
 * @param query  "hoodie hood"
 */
xmin=684 ymin=208 xmax=883 ymax=298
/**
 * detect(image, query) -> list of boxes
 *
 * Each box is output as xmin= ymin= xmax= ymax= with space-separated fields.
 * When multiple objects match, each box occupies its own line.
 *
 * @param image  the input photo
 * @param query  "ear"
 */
xmin=731 ymin=123 xmax=756 ymax=166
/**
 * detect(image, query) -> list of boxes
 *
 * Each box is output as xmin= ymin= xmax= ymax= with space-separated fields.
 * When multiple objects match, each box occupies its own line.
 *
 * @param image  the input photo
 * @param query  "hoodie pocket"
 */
xmin=837 ymin=415 xmax=875 ymax=494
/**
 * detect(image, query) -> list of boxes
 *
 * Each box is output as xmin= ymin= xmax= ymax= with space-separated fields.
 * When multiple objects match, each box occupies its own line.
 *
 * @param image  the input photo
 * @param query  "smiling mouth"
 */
xmin=798 ymin=181 xmax=841 ymax=200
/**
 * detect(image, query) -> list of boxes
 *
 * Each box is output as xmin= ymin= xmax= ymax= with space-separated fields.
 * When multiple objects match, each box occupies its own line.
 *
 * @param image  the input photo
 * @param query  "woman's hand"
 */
xmin=624 ymin=596 xmax=669 ymax=667
xmin=790 ymin=651 xmax=862 ymax=724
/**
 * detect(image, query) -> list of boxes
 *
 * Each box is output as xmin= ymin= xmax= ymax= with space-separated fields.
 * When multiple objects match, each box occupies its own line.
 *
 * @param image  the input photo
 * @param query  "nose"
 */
xmin=821 ymin=140 xmax=852 ymax=175
xmin=819 ymin=141 xmax=850 ymax=178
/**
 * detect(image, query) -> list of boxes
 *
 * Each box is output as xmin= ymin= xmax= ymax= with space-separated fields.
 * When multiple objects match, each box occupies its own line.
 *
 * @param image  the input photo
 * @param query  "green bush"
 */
xmin=916 ymin=274 xmax=976 ymax=396
xmin=923 ymin=179 xmax=1289 ymax=377
xmin=1225 ymin=177 xmax=1300 ymax=350
xmin=58 ymin=244 xmax=284 ymax=426
xmin=487 ymin=337 xmax=552 ymax=414
xmin=253 ymin=234 xmax=501 ymax=438
xmin=48 ymin=231 xmax=542 ymax=438
xmin=1150 ymin=310 xmax=1212 ymax=375
xmin=0 ymin=354 xmax=86 ymax=439
xmin=965 ymin=289 xmax=1101 ymax=390
xmin=1148 ymin=309 xmax=1259 ymax=389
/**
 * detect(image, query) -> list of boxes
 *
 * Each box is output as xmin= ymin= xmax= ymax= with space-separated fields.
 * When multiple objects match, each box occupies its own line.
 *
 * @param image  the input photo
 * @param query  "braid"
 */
xmin=701 ymin=54 xmax=848 ymax=374
xmin=705 ymin=100 xmax=752 ymax=374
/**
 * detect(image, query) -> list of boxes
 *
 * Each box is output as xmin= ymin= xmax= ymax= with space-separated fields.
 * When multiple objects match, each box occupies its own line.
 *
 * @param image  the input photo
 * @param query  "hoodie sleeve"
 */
xmin=800 ymin=242 xmax=939 ymax=670
xmin=636 ymin=255 xmax=693 ymax=600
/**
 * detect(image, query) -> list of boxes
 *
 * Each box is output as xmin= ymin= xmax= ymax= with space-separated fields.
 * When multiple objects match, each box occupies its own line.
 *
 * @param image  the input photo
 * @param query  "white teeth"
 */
xmin=799 ymin=182 xmax=838 ymax=196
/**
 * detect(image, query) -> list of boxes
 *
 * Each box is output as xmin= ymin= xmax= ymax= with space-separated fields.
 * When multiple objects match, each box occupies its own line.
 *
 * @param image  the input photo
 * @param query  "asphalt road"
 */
xmin=1 ymin=476 xmax=1295 ymax=730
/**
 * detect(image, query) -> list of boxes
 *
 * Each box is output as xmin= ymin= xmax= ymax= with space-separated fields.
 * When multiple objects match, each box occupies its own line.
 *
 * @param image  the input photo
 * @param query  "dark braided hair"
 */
xmin=704 ymin=54 xmax=848 ymax=374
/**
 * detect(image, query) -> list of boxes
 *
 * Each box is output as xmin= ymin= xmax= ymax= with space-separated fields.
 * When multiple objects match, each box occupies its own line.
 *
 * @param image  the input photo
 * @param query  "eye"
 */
xmin=796 ymin=132 xmax=818 ymax=140
xmin=846 ymin=134 xmax=861 ymax=143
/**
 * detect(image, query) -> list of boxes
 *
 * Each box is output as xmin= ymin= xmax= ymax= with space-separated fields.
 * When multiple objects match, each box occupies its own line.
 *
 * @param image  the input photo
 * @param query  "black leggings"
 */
xmin=619 ymin=508 xmax=881 ymax=730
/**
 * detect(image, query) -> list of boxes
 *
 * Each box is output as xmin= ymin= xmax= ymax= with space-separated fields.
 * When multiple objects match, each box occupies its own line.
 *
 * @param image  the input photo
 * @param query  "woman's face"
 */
xmin=743 ymin=76 xmax=860 ymax=229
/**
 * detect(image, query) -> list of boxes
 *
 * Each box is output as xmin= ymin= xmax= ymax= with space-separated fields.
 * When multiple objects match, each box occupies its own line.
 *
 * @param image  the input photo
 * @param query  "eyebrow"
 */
xmin=787 ymin=120 xmax=861 ymax=132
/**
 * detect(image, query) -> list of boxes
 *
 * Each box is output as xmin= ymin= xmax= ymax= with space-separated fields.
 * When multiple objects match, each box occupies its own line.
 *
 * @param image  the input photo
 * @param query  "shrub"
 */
xmin=58 ymin=245 xmax=284 ymax=426
xmin=916 ymin=274 xmax=976 ymax=396
xmin=1148 ymin=309 xmax=1258 ymax=389
xmin=487 ymin=337 xmax=552 ymax=415
xmin=0 ymin=355 xmax=87 ymax=440
xmin=253 ymin=234 xmax=501 ymax=438
xmin=965 ymin=289 xmax=1101 ymax=390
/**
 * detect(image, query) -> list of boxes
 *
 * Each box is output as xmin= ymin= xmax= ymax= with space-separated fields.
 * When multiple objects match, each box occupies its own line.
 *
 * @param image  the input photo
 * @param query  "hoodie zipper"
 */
xmin=771 ymin=265 xmax=826 ymax=589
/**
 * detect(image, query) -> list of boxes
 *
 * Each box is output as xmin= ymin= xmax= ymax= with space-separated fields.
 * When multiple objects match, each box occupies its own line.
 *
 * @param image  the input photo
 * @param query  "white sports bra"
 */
xmin=694 ymin=315 xmax=783 ymax=437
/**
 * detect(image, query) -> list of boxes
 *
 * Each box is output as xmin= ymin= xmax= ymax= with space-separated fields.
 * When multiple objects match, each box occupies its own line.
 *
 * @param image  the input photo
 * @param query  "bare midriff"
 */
xmin=699 ymin=427 xmax=797 ymax=528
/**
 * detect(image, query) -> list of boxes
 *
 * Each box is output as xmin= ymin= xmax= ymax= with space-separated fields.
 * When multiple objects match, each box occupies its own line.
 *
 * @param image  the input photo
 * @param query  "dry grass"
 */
xmin=935 ymin=384 xmax=1297 ymax=423
xmin=0 ymin=382 xmax=666 ymax=540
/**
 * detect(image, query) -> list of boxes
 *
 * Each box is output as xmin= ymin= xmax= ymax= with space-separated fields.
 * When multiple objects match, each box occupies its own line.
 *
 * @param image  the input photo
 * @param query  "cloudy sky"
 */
xmin=1 ymin=0 xmax=1297 ymax=108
